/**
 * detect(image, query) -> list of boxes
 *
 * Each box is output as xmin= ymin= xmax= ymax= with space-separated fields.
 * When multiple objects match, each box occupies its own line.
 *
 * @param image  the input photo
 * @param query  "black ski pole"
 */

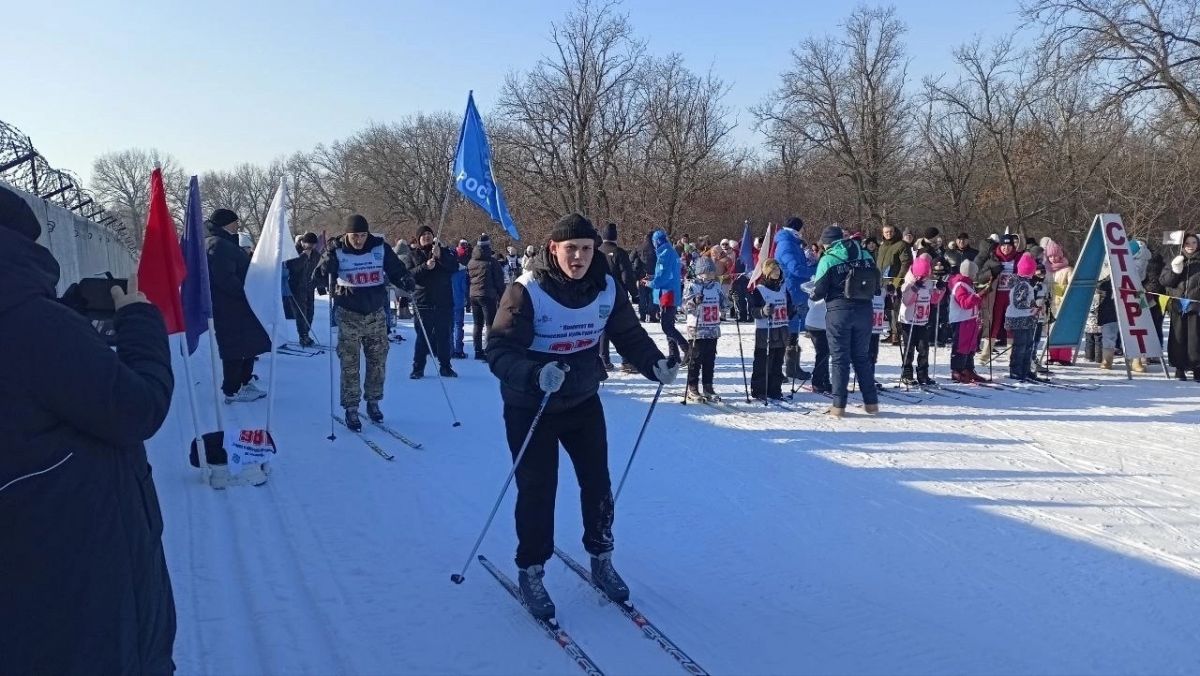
xmin=414 ymin=307 xmax=462 ymax=427
xmin=932 ymin=300 xmax=942 ymax=381
xmin=326 ymin=275 xmax=337 ymax=441
xmin=763 ymin=305 xmax=772 ymax=406
xmin=450 ymin=382 xmax=558 ymax=584
xmin=735 ymin=307 xmax=751 ymax=403
xmin=614 ymin=371 xmax=669 ymax=502
xmin=899 ymin=318 xmax=917 ymax=391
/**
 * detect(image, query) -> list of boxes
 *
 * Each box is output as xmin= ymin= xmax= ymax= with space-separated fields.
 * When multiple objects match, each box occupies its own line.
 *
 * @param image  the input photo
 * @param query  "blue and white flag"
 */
xmin=453 ymin=91 xmax=519 ymax=240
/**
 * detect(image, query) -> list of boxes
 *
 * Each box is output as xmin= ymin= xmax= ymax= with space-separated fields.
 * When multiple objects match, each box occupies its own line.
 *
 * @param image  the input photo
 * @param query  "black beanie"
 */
xmin=785 ymin=216 xmax=804 ymax=231
xmin=300 ymin=231 xmax=318 ymax=244
xmin=603 ymin=222 xmax=618 ymax=242
xmin=550 ymin=213 xmax=597 ymax=242
xmin=415 ymin=224 xmax=434 ymax=240
xmin=345 ymin=214 xmax=369 ymax=233
xmin=0 ymin=185 xmax=42 ymax=241
xmin=210 ymin=208 xmax=239 ymax=229
xmin=478 ymin=233 xmax=491 ymax=246
xmin=923 ymin=226 xmax=940 ymax=239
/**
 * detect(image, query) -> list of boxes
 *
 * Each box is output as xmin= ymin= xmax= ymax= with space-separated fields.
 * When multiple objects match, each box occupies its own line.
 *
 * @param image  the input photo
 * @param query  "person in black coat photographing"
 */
xmin=486 ymin=213 xmax=678 ymax=621
xmin=0 ymin=186 xmax=176 ymax=674
xmin=401 ymin=224 xmax=460 ymax=378
xmin=205 ymin=208 xmax=271 ymax=403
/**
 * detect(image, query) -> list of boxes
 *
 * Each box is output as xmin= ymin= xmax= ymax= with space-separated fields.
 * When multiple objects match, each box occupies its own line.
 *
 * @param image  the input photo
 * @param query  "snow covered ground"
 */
xmin=150 ymin=298 xmax=1200 ymax=675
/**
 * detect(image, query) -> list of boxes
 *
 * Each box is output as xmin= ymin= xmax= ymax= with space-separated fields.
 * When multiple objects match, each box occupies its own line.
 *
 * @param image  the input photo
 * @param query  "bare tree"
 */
xmin=497 ymin=0 xmax=647 ymax=220
xmin=347 ymin=113 xmax=457 ymax=231
xmin=926 ymin=36 xmax=1049 ymax=229
xmin=755 ymin=6 xmax=912 ymax=228
xmin=91 ymin=148 xmax=186 ymax=242
xmin=1025 ymin=0 xmax=1200 ymax=124
xmin=915 ymin=97 xmax=983 ymax=230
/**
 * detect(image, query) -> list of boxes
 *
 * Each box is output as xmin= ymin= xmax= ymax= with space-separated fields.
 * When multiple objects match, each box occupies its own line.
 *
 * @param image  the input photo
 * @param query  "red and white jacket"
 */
xmin=899 ymin=272 xmax=944 ymax=325
xmin=948 ymin=272 xmax=982 ymax=324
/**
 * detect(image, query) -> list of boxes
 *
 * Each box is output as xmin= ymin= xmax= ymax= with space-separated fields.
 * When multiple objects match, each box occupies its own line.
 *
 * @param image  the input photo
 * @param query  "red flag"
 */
xmin=137 ymin=168 xmax=187 ymax=333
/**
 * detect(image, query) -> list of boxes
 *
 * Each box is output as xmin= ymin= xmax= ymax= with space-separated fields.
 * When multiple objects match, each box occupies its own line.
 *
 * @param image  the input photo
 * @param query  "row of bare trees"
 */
xmin=90 ymin=0 xmax=1200 ymax=254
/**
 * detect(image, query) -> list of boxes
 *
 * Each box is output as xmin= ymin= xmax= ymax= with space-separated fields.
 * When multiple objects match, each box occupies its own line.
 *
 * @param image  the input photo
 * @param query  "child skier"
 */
xmin=683 ymin=255 xmax=727 ymax=401
xmin=898 ymin=254 xmax=944 ymax=386
xmin=948 ymin=260 xmax=986 ymax=382
xmin=749 ymin=259 xmax=790 ymax=400
xmin=1005 ymin=252 xmax=1043 ymax=381
xmin=802 ymin=278 xmax=831 ymax=394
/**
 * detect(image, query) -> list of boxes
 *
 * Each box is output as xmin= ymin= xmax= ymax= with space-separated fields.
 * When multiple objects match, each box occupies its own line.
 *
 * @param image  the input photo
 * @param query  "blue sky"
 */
xmin=1 ymin=1 xmax=1025 ymax=183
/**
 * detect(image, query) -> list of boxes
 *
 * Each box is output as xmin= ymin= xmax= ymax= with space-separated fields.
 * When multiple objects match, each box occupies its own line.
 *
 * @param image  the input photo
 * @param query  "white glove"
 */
xmin=537 ymin=362 xmax=567 ymax=394
xmin=653 ymin=358 xmax=679 ymax=385
xmin=1172 ymin=255 xmax=1185 ymax=274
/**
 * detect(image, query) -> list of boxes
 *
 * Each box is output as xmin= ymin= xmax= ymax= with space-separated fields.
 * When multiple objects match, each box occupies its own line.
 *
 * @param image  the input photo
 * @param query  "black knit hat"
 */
xmin=415 ymin=224 xmax=434 ymax=240
xmin=345 ymin=214 xmax=369 ymax=233
xmin=550 ymin=213 xmax=597 ymax=242
xmin=478 ymin=232 xmax=491 ymax=246
xmin=820 ymin=225 xmax=845 ymax=246
xmin=603 ymin=222 xmax=618 ymax=242
xmin=210 ymin=208 xmax=239 ymax=229
xmin=1000 ymin=233 xmax=1017 ymax=245
xmin=957 ymin=231 xmax=970 ymax=240
xmin=300 ymin=231 xmax=318 ymax=244
xmin=785 ymin=216 xmax=804 ymax=231
xmin=923 ymin=226 xmax=940 ymax=239
xmin=0 ymin=185 xmax=41 ymax=240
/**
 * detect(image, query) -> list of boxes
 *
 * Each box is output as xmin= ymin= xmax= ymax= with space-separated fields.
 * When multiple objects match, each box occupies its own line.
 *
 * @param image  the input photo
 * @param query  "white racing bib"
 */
xmin=872 ymin=294 xmax=886 ymax=335
xmin=336 ymin=244 xmax=386 ymax=288
xmin=754 ymin=284 xmax=789 ymax=330
xmin=686 ymin=284 xmax=723 ymax=329
xmin=518 ymin=272 xmax=617 ymax=354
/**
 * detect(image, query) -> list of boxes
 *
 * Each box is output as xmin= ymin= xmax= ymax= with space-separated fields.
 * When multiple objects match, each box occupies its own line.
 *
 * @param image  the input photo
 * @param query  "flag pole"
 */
xmin=177 ymin=335 xmax=210 ymax=479
xmin=432 ymin=172 xmax=456 ymax=245
xmin=266 ymin=320 xmax=280 ymax=432
xmin=206 ymin=322 xmax=225 ymax=431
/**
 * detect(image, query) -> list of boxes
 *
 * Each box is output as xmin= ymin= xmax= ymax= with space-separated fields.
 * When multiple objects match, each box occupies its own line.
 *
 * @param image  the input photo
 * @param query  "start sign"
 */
xmin=1101 ymin=215 xmax=1164 ymax=361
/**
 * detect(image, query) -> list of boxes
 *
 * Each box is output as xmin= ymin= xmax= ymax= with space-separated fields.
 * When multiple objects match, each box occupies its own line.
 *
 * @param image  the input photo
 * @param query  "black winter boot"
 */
xmin=344 ymin=408 xmax=362 ymax=432
xmin=518 ymin=564 xmax=556 ymax=620
xmin=590 ymin=552 xmax=630 ymax=603
xmin=366 ymin=402 xmax=383 ymax=423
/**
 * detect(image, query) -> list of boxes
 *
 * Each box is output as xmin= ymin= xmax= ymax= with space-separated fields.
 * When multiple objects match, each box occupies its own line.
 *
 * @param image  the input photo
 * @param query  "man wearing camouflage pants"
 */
xmin=317 ymin=214 xmax=415 ymax=431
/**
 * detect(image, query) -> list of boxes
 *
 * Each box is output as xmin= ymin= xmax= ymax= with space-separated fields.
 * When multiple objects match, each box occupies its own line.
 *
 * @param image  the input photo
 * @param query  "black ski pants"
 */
xmin=413 ymin=305 xmax=452 ymax=371
xmin=470 ymin=297 xmax=497 ymax=356
xmin=826 ymin=304 xmax=878 ymax=409
xmin=221 ymin=358 xmax=255 ymax=397
xmin=807 ymin=329 xmax=831 ymax=392
xmin=686 ymin=338 xmax=718 ymax=389
xmin=291 ymin=291 xmax=315 ymax=341
xmin=660 ymin=305 xmax=689 ymax=360
xmin=505 ymin=394 xmax=614 ymax=569
xmin=900 ymin=322 xmax=931 ymax=379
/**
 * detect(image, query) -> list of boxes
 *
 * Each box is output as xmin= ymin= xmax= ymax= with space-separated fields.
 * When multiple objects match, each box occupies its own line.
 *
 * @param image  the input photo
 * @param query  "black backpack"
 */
xmin=844 ymin=249 xmax=881 ymax=300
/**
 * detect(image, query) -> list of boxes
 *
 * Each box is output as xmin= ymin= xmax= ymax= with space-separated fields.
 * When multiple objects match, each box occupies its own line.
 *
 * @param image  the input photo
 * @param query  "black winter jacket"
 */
xmin=401 ymin=243 xmax=459 ymax=309
xmin=634 ymin=234 xmax=657 ymax=280
xmin=286 ymin=248 xmax=324 ymax=298
xmin=316 ymin=234 xmax=414 ymax=316
xmin=0 ymin=228 xmax=176 ymax=674
xmin=1161 ymin=252 xmax=1200 ymax=307
xmin=205 ymin=222 xmax=271 ymax=359
xmin=468 ymin=243 xmax=506 ymax=301
xmin=487 ymin=247 xmax=665 ymax=413
xmin=599 ymin=240 xmax=636 ymax=295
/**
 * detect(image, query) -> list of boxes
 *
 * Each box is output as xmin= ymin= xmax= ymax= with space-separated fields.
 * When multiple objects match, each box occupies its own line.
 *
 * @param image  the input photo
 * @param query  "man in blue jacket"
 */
xmin=774 ymin=216 xmax=812 ymax=379
xmin=0 ymin=186 xmax=176 ymax=674
xmin=648 ymin=229 xmax=689 ymax=361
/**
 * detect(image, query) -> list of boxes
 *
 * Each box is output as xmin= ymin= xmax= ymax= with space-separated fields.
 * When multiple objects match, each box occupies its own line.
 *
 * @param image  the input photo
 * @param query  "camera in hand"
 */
xmin=60 ymin=274 xmax=128 ymax=345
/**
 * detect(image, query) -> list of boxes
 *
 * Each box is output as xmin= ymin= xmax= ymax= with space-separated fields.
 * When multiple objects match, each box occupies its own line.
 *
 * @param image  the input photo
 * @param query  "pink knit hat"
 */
xmin=1017 ymin=252 xmax=1038 ymax=277
xmin=911 ymin=253 xmax=932 ymax=278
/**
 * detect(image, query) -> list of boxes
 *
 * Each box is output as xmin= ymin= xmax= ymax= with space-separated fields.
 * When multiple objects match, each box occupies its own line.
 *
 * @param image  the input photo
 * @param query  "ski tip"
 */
xmin=450 ymin=573 xmax=466 ymax=584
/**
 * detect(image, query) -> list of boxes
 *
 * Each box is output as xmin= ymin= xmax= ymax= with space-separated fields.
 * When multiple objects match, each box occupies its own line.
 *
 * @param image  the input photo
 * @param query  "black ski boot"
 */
xmin=366 ymin=402 xmax=383 ymax=423
xmin=440 ymin=365 xmax=458 ymax=378
xmin=518 ymin=564 xmax=556 ymax=620
xmin=344 ymin=408 xmax=362 ymax=432
xmin=590 ymin=552 xmax=630 ymax=603
xmin=1176 ymin=367 xmax=1187 ymax=381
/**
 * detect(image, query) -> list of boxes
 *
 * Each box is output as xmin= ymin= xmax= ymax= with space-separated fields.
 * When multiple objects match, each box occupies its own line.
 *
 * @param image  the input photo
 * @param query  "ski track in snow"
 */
xmin=152 ymin=300 xmax=1200 ymax=675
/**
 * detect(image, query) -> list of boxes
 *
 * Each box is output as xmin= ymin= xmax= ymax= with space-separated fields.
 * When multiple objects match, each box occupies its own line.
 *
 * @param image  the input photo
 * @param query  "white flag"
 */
xmin=244 ymin=179 xmax=298 ymax=330
xmin=1163 ymin=230 xmax=1185 ymax=246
